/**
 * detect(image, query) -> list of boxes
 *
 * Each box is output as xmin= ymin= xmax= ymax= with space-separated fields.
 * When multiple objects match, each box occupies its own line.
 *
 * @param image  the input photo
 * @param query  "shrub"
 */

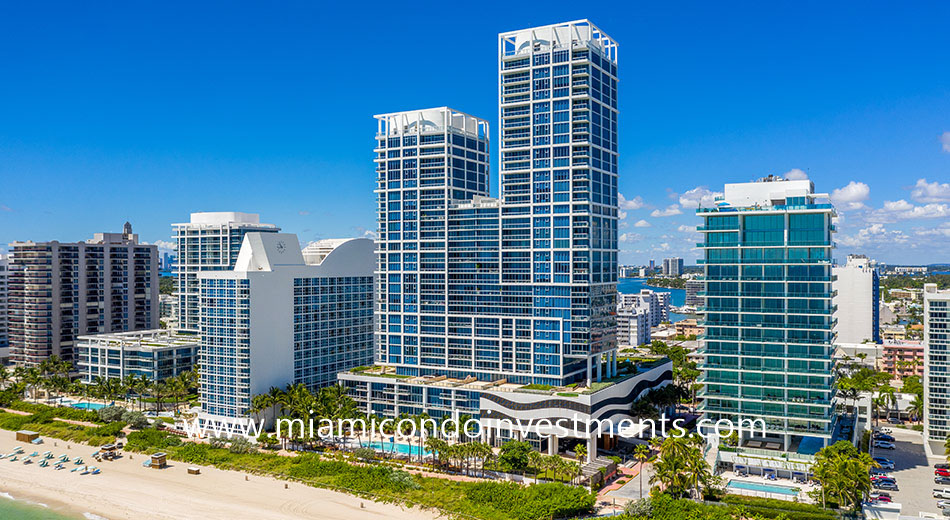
xmin=353 ymin=447 xmax=376 ymax=460
xmin=97 ymin=406 xmax=126 ymax=423
xmin=122 ymin=411 xmax=149 ymax=429
xmin=228 ymin=437 xmax=258 ymax=454
xmin=624 ymin=497 xmax=652 ymax=517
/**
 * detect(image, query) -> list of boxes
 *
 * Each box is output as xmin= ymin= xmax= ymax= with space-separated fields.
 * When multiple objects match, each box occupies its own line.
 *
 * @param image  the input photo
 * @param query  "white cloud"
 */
xmin=677 ymin=224 xmax=696 ymax=233
xmin=619 ymin=233 xmax=643 ymax=243
xmin=911 ymin=178 xmax=950 ymax=203
xmin=838 ymin=223 xmax=908 ymax=247
xmin=916 ymin=222 xmax=950 ymax=238
xmin=634 ymin=219 xmax=651 ymax=228
xmin=941 ymin=131 xmax=950 ymax=153
xmin=873 ymin=200 xmax=950 ymax=220
xmin=619 ymin=194 xmax=644 ymax=210
xmin=352 ymin=226 xmax=378 ymax=239
xmin=830 ymin=181 xmax=870 ymax=211
xmin=298 ymin=210 xmax=311 ymax=216
xmin=146 ymin=240 xmax=176 ymax=253
xmin=0 ymin=204 xmax=11 ymax=212
xmin=678 ymin=187 xmax=723 ymax=209
xmin=618 ymin=210 xmax=628 ymax=221
xmin=650 ymin=204 xmax=682 ymax=217
xmin=783 ymin=168 xmax=808 ymax=180
xmin=653 ymin=242 xmax=671 ymax=252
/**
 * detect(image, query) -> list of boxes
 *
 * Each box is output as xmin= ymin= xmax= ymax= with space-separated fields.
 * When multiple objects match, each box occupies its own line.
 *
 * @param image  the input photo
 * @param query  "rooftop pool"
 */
xmin=727 ymin=479 xmax=799 ymax=496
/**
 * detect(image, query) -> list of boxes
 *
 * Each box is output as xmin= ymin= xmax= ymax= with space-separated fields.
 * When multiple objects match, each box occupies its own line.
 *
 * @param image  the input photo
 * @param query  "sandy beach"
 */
xmin=0 ymin=432 xmax=437 ymax=520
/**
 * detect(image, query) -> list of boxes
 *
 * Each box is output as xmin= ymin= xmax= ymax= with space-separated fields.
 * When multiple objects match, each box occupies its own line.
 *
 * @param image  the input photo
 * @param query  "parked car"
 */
xmin=938 ymin=500 xmax=950 ymax=510
xmin=888 ymin=417 xmax=903 ymax=424
xmin=873 ymin=441 xmax=896 ymax=450
xmin=872 ymin=475 xmax=894 ymax=482
xmin=871 ymin=495 xmax=892 ymax=503
xmin=936 ymin=468 xmax=950 ymax=477
xmin=937 ymin=464 xmax=950 ymax=470
xmin=877 ymin=427 xmax=892 ymax=434
xmin=875 ymin=481 xmax=899 ymax=490
xmin=935 ymin=488 xmax=950 ymax=499
xmin=874 ymin=434 xmax=896 ymax=442
xmin=873 ymin=458 xmax=895 ymax=470
xmin=936 ymin=476 xmax=950 ymax=485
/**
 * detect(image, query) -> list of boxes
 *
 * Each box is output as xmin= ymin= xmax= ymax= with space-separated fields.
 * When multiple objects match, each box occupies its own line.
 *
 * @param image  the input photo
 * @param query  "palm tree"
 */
xmin=649 ymin=435 xmax=715 ymax=500
xmin=528 ymin=450 xmax=546 ymax=480
xmin=907 ymin=394 xmax=924 ymax=423
xmin=0 ymin=364 xmax=10 ymax=390
xmin=425 ymin=437 xmax=448 ymax=467
xmin=574 ymin=442 xmax=587 ymax=463
xmin=633 ymin=444 xmax=651 ymax=498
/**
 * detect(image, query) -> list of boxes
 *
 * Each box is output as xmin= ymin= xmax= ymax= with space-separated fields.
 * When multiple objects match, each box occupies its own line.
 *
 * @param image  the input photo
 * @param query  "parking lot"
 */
xmin=871 ymin=426 xmax=941 ymax=516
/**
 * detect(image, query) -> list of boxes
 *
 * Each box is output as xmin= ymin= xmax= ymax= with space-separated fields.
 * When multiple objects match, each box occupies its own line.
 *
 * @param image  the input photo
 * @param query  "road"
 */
xmin=871 ymin=426 xmax=941 ymax=517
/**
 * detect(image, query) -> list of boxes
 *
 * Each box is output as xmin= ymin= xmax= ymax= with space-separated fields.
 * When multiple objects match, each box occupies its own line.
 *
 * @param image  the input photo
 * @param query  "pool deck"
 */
xmin=722 ymin=470 xmax=816 ymax=503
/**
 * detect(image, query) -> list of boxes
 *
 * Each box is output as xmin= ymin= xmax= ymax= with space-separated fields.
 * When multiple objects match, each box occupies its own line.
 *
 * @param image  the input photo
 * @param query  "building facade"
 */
xmin=76 ymin=329 xmax=198 ymax=383
xmin=198 ymin=234 xmax=374 ymax=421
xmin=662 ymin=257 xmax=684 ymax=277
xmin=697 ymin=178 xmax=837 ymax=451
xmin=832 ymin=254 xmax=880 ymax=344
xmin=880 ymin=340 xmax=923 ymax=377
xmin=685 ymin=279 xmax=704 ymax=308
xmin=924 ymin=283 xmax=950 ymax=453
xmin=618 ymin=289 xmax=669 ymax=327
xmin=0 ymin=254 xmax=8 ymax=363
xmin=172 ymin=212 xmax=279 ymax=333
xmin=8 ymin=224 xmax=158 ymax=365
xmin=616 ymin=304 xmax=650 ymax=347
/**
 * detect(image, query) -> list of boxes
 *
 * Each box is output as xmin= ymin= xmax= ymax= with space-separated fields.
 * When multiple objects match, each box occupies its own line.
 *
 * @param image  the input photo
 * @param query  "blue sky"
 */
xmin=1 ymin=1 xmax=948 ymax=265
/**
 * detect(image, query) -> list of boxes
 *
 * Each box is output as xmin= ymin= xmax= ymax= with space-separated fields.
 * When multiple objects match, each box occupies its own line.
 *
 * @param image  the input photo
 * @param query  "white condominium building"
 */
xmin=924 ymin=283 xmax=950 ymax=454
xmin=616 ymin=304 xmax=650 ymax=347
xmin=618 ymin=289 xmax=670 ymax=327
xmin=662 ymin=257 xmax=684 ymax=276
xmin=76 ymin=329 xmax=199 ymax=383
xmin=198 ymin=233 xmax=374 ymax=421
xmin=832 ymin=254 xmax=880 ymax=344
xmin=8 ymin=223 xmax=158 ymax=365
xmin=172 ymin=212 xmax=279 ymax=333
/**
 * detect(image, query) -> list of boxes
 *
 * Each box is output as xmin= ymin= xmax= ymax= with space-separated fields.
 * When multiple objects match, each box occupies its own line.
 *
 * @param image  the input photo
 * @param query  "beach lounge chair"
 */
xmin=80 ymin=466 xmax=89 ymax=475
xmin=23 ymin=458 xmax=32 ymax=464
xmin=32 ymin=438 xmax=43 ymax=444
xmin=39 ymin=460 xmax=48 ymax=468
xmin=74 ymin=458 xmax=83 ymax=464
xmin=13 ymin=446 xmax=23 ymax=453
xmin=42 ymin=451 xmax=51 ymax=456
xmin=30 ymin=451 xmax=39 ymax=457
xmin=89 ymin=467 xmax=99 ymax=475
xmin=142 ymin=460 xmax=151 ymax=468
xmin=10 ymin=456 xmax=17 ymax=462
xmin=71 ymin=466 xmax=80 ymax=473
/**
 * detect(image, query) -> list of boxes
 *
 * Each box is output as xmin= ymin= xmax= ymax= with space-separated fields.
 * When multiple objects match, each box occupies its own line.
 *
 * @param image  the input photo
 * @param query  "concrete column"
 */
xmin=586 ymin=356 xmax=593 ymax=387
xmin=784 ymin=434 xmax=791 ymax=451
xmin=596 ymin=354 xmax=603 ymax=382
xmin=612 ymin=351 xmax=618 ymax=377
xmin=548 ymin=435 xmax=558 ymax=455
xmin=588 ymin=434 xmax=598 ymax=463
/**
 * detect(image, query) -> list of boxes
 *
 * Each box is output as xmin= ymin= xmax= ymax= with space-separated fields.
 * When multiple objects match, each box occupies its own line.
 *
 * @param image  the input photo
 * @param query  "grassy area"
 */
xmin=0 ymin=409 xmax=122 ymax=446
xmin=121 ymin=430 xmax=596 ymax=520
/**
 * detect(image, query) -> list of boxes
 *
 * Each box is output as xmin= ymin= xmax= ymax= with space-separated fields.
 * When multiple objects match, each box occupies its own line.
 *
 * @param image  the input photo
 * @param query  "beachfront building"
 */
xmin=198 ymin=233 xmax=374 ymax=422
xmin=923 ymin=283 xmax=950 ymax=454
xmin=662 ymin=257 xmax=684 ymax=277
xmin=8 ymin=224 xmax=158 ymax=366
xmin=172 ymin=212 xmax=279 ymax=333
xmin=832 ymin=254 xmax=880 ymax=344
xmin=339 ymin=22 xmax=674 ymax=462
xmin=0 ymin=254 xmax=8 ymax=363
xmin=75 ymin=329 xmax=199 ymax=383
xmin=697 ymin=177 xmax=839 ymax=460
xmin=616 ymin=304 xmax=650 ymax=347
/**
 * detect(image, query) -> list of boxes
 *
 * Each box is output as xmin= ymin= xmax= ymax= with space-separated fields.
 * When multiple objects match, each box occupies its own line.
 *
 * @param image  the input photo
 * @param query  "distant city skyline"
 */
xmin=1 ymin=2 xmax=948 ymax=264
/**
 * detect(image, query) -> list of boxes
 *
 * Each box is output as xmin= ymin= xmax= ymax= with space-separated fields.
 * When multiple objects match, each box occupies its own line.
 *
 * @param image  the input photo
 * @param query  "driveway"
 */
xmin=870 ymin=426 xmax=940 ymax=517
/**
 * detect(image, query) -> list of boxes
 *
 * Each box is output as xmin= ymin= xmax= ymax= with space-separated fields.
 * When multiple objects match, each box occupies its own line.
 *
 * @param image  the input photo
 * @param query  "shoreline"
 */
xmin=0 ymin=432 xmax=437 ymax=520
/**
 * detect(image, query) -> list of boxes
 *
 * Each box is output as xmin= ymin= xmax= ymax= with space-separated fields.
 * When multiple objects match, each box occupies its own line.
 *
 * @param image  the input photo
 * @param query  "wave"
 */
xmin=83 ymin=513 xmax=110 ymax=520
xmin=0 ymin=490 xmax=50 ymax=507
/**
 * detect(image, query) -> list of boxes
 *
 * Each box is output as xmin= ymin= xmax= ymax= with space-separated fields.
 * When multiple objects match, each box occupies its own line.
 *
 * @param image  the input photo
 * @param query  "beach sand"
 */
xmin=0 ymin=432 xmax=437 ymax=520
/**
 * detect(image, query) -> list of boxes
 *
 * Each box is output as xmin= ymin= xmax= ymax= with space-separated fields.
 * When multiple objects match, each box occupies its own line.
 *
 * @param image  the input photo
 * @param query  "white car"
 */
xmin=874 ymin=441 xmax=896 ymax=450
xmin=938 ymin=500 xmax=950 ymax=509
xmin=873 ymin=458 xmax=895 ymax=469
xmin=878 ymin=428 xmax=892 ymax=434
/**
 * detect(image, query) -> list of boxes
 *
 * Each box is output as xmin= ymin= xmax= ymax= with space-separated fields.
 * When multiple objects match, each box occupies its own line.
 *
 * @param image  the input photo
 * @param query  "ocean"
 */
xmin=0 ymin=493 xmax=83 ymax=520
xmin=617 ymin=277 xmax=688 ymax=323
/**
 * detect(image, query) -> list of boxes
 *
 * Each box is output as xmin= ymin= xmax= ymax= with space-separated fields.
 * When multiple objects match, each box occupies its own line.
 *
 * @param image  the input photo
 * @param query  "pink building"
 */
xmin=880 ymin=340 xmax=924 ymax=377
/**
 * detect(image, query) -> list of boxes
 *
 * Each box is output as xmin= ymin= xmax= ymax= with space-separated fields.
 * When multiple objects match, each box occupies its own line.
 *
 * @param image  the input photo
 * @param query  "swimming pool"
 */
xmin=727 ymin=480 xmax=799 ymax=496
xmin=70 ymin=402 xmax=106 ymax=410
xmin=366 ymin=441 xmax=430 ymax=457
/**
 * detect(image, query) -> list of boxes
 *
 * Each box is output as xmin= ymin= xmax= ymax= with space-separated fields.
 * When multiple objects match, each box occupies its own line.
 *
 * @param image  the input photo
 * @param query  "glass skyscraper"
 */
xmin=370 ymin=21 xmax=619 ymax=388
xmin=697 ymin=178 xmax=837 ymax=451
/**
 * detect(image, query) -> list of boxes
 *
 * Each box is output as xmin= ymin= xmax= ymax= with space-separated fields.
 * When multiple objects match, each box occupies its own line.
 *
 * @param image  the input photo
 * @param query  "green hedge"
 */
xmin=720 ymin=495 xmax=837 ymax=519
